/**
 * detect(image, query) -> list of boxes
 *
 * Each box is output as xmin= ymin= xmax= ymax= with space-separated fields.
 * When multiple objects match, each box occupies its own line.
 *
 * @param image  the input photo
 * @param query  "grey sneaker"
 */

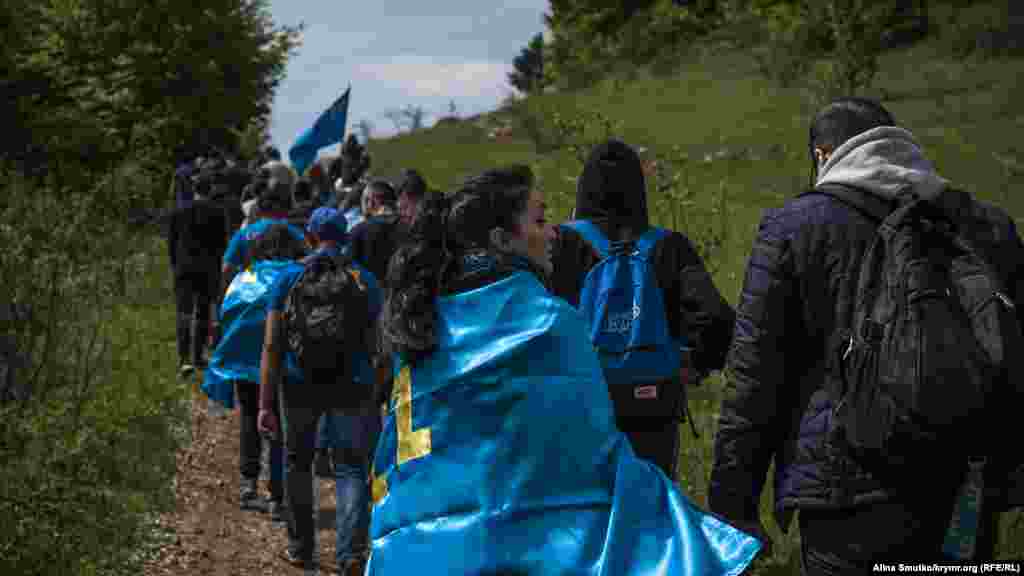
xmin=239 ymin=478 xmax=264 ymax=512
xmin=268 ymin=498 xmax=287 ymax=523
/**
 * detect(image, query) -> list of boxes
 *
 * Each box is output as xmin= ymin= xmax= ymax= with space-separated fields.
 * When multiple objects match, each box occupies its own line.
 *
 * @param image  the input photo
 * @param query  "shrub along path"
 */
xmin=142 ymin=383 xmax=342 ymax=576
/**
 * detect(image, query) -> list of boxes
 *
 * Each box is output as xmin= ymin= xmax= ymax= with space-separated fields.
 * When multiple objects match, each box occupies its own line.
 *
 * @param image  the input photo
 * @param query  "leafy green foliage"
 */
xmin=2 ymin=0 xmax=300 ymax=192
xmin=0 ymin=1 xmax=298 ymax=573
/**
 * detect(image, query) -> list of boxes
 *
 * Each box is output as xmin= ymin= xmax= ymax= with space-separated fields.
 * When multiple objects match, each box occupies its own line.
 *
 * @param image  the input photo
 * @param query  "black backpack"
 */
xmin=283 ymin=252 xmax=374 ymax=411
xmin=815 ymin=184 xmax=1021 ymax=479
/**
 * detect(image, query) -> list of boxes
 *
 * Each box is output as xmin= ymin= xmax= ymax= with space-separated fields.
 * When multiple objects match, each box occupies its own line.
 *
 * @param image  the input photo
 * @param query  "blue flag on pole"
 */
xmin=368 ymin=270 xmax=762 ymax=576
xmin=201 ymin=260 xmax=300 ymax=408
xmin=288 ymin=86 xmax=351 ymax=177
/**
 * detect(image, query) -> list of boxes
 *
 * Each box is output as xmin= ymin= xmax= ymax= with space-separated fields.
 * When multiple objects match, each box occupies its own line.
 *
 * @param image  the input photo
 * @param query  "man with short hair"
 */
xmin=347 ymin=180 xmax=401 ymax=286
xmin=258 ymin=207 xmax=382 ymax=573
xmin=709 ymin=97 xmax=1024 ymax=572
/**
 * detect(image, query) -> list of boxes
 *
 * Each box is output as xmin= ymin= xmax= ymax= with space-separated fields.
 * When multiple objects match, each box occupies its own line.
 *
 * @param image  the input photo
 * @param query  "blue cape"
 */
xmin=201 ymin=260 xmax=298 ymax=408
xmin=368 ymin=271 xmax=760 ymax=575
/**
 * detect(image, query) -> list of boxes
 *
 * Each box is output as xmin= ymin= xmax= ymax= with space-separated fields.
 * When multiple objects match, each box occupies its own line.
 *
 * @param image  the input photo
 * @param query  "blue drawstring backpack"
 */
xmin=562 ymin=220 xmax=689 ymax=421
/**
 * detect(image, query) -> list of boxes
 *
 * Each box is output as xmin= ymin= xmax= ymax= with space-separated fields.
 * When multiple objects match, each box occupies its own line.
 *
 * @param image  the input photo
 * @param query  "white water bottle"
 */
xmin=942 ymin=458 xmax=985 ymax=560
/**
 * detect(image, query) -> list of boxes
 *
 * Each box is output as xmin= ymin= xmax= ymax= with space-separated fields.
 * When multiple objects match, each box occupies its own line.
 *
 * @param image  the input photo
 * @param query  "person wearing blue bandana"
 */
xmin=201 ymin=223 xmax=308 ymax=521
xmin=368 ymin=166 xmax=762 ymax=576
xmin=258 ymin=206 xmax=383 ymax=573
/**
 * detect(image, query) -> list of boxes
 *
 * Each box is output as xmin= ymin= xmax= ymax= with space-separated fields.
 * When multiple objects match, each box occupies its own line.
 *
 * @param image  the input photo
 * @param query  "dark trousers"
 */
xmin=798 ymin=500 xmax=954 ymax=575
xmin=235 ymin=381 xmax=283 ymax=500
xmin=279 ymin=385 xmax=380 ymax=564
xmin=618 ymin=418 xmax=680 ymax=480
xmin=173 ymin=271 xmax=217 ymax=365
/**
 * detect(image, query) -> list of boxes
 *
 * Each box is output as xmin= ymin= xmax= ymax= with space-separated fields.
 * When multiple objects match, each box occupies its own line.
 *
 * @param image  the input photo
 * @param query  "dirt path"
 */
xmin=143 ymin=385 xmax=344 ymax=576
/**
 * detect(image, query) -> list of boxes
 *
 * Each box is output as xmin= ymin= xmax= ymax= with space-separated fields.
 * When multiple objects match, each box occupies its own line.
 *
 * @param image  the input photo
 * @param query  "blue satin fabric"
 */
xmin=201 ymin=260 xmax=299 ymax=408
xmin=368 ymin=271 xmax=760 ymax=575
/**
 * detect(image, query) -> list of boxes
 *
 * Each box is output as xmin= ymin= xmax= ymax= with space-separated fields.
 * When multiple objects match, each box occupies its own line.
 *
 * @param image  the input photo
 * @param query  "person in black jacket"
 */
xmin=348 ymin=179 xmax=403 ymax=286
xmin=168 ymin=186 xmax=229 ymax=377
xmin=708 ymin=97 xmax=1024 ymax=573
xmin=549 ymin=139 xmax=736 ymax=479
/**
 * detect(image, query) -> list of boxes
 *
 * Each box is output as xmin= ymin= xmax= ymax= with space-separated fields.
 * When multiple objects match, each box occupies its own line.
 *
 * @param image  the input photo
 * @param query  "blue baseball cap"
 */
xmin=306 ymin=206 xmax=348 ymax=242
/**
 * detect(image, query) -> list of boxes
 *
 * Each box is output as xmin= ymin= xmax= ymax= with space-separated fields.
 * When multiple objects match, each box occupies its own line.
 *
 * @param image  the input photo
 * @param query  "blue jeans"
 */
xmin=280 ymin=393 xmax=380 ymax=564
xmin=317 ymin=414 xmax=335 ymax=450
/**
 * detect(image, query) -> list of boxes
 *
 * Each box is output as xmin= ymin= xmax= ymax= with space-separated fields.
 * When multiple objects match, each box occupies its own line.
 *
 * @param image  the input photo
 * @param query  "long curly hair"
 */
xmin=382 ymin=166 xmax=534 ymax=364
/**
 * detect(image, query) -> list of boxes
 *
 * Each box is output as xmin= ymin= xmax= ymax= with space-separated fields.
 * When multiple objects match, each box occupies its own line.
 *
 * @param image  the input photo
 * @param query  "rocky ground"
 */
xmin=142 ymin=385 xmax=344 ymax=576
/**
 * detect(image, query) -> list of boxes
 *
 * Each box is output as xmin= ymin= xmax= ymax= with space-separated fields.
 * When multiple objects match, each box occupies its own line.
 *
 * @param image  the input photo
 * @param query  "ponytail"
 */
xmin=383 ymin=165 xmax=534 ymax=365
xmin=383 ymin=192 xmax=452 ymax=363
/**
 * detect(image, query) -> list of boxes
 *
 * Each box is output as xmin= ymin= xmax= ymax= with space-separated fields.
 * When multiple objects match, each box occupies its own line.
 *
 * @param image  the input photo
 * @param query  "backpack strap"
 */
xmin=561 ymin=220 xmax=611 ymax=259
xmin=634 ymin=227 xmax=671 ymax=258
xmin=805 ymin=184 xmax=898 ymax=224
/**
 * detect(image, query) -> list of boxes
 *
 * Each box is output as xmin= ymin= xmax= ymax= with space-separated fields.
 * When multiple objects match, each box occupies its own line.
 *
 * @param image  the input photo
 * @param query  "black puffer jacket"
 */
xmin=549 ymin=140 xmax=736 ymax=420
xmin=709 ymin=126 xmax=1024 ymax=532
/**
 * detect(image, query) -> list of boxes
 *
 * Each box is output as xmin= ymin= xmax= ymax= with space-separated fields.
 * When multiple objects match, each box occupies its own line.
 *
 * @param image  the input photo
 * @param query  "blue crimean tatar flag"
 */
xmin=368 ymin=270 xmax=762 ymax=576
xmin=201 ymin=260 xmax=298 ymax=408
xmin=288 ymin=86 xmax=351 ymax=177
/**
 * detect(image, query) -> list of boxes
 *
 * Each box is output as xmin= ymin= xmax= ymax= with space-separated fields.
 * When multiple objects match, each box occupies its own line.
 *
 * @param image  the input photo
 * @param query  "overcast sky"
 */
xmin=265 ymin=1 xmax=549 ymax=161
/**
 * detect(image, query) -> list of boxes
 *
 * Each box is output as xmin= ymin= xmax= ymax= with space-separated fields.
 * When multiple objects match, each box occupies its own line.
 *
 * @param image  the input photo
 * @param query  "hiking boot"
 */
xmin=314 ymin=448 xmax=334 ymax=479
xmin=280 ymin=546 xmax=315 ymax=570
xmin=239 ymin=478 xmax=264 ymax=512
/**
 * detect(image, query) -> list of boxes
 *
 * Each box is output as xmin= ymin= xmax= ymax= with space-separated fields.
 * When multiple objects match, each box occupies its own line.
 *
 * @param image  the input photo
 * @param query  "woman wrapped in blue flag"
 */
xmin=202 ymin=224 xmax=308 ymax=519
xmin=368 ymin=166 xmax=763 ymax=575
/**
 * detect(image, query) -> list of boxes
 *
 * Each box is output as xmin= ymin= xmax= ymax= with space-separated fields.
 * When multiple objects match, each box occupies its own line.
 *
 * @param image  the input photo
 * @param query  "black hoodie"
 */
xmin=549 ymin=140 xmax=736 ymax=409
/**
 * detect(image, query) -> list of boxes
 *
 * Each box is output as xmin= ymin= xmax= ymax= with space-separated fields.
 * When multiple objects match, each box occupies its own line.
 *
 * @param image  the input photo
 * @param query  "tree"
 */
xmin=355 ymin=119 xmax=373 ymax=143
xmin=448 ymin=99 xmax=458 ymax=117
xmin=402 ymin=105 xmax=426 ymax=131
xmin=1 ymin=0 xmax=301 ymax=192
xmin=231 ymin=118 xmax=273 ymax=164
xmin=384 ymin=105 xmax=426 ymax=133
xmin=508 ymin=33 xmax=546 ymax=94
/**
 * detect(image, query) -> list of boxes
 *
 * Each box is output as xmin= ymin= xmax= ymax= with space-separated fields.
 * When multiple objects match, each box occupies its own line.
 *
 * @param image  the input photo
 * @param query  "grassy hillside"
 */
xmin=365 ymin=41 xmax=1024 ymax=572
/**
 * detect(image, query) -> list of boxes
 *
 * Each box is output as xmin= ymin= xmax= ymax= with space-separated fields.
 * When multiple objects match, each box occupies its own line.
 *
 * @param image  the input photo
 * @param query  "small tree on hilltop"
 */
xmin=508 ymin=32 xmax=545 ymax=94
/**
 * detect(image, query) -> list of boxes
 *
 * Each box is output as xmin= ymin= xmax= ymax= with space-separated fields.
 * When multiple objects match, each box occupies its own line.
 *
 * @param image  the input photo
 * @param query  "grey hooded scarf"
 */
xmin=815 ymin=126 xmax=950 ymax=203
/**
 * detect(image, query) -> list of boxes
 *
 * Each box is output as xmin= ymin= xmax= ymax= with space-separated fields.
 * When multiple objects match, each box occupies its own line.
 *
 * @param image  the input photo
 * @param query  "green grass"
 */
xmin=365 ymin=41 xmax=1024 ymax=570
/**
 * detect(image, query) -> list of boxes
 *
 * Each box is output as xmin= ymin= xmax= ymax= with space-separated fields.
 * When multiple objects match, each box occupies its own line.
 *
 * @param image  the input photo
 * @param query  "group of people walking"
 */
xmin=166 ymin=97 xmax=1023 ymax=575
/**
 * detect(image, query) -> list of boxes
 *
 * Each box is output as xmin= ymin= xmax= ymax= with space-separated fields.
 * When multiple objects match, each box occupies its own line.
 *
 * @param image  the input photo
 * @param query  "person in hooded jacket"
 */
xmin=708 ymin=97 xmax=1024 ymax=573
xmin=549 ymin=139 xmax=736 ymax=479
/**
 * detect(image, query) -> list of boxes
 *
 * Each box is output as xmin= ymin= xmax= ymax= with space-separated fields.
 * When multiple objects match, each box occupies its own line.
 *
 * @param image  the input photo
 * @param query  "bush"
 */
xmin=937 ymin=1 xmax=1024 ymax=60
xmin=0 ymin=165 xmax=186 ymax=575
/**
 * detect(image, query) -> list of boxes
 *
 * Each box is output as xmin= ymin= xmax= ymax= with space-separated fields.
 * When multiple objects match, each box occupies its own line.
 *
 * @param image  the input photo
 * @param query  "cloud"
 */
xmin=353 ymin=55 xmax=512 ymax=101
